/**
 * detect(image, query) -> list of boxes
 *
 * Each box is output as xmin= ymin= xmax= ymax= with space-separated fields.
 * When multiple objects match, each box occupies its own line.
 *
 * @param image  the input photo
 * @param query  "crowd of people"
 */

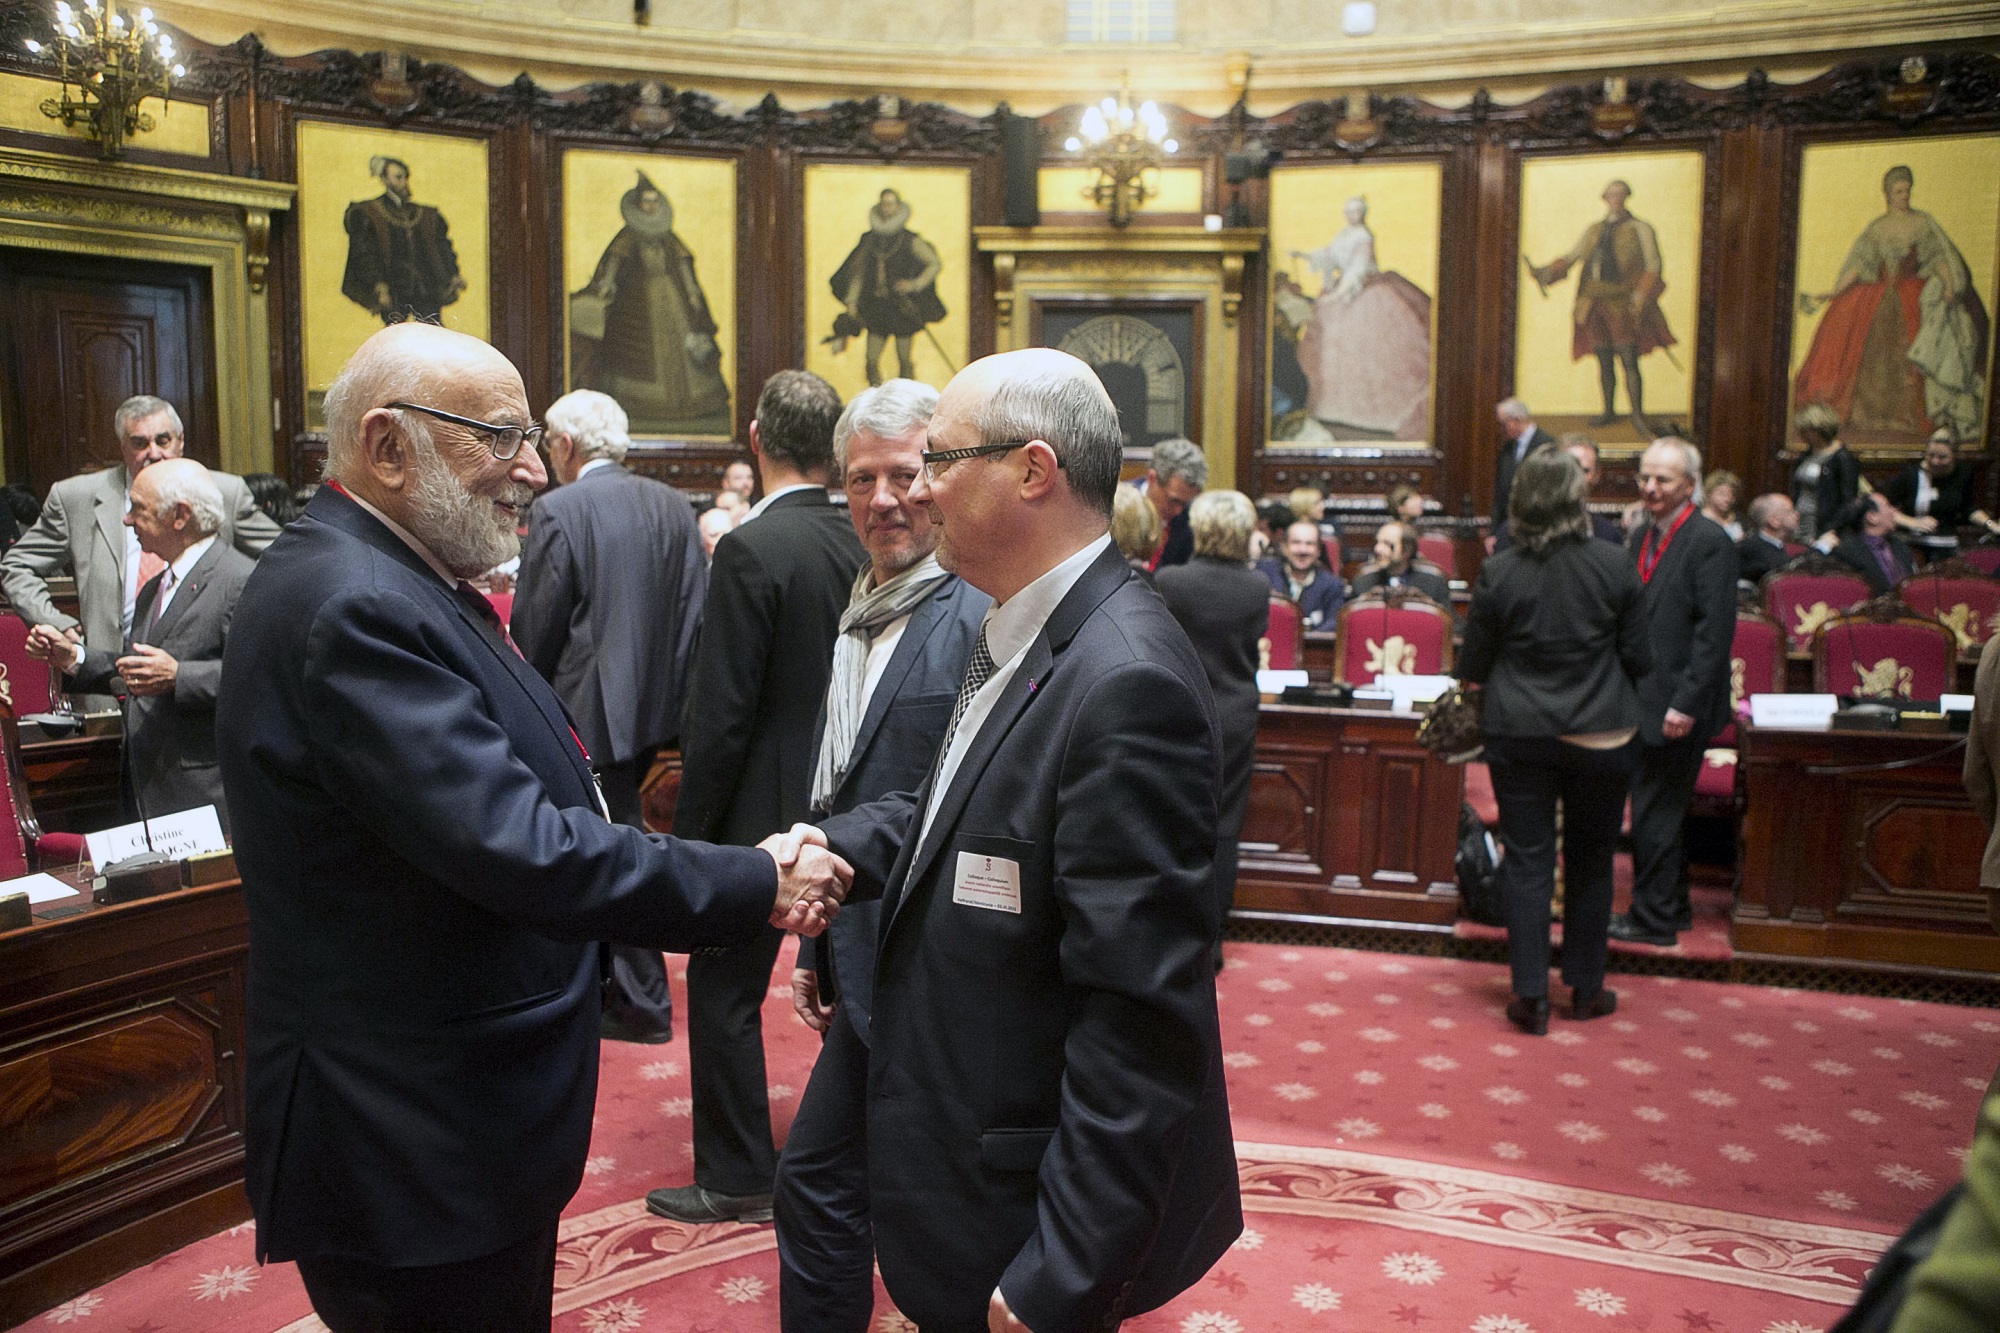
xmin=6 ymin=346 xmax=1996 ymax=1330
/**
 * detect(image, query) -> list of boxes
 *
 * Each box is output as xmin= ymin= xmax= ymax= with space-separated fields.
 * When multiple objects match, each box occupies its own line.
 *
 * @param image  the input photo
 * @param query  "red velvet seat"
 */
xmin=1962 ymin=545 xmax=2000 ymax=577
xmin=1416 ymin=531 xmax=1456 ymax=578
xmin=1262 ymin=595 xmax=1303 ymax=671
xmin=1762 ymin=561 xmax=1872 ymax=654
xmin=1712 ymin=605 xmax=1786 ymax=743
xmin=1331 ymin=589 xmax=1454 ymax=685
xmin=0 ymin=687 xmax=88 ymax=874
xmin=1895 ymin=558 xmax=2000 ymax=657
xmin=1812 ymin=598 xmax=1957 ymax=701
xmin=0 ymin=613 xmax=56 ymax=719
xmin=1692 ymin=747 xmax=1738 ymax=802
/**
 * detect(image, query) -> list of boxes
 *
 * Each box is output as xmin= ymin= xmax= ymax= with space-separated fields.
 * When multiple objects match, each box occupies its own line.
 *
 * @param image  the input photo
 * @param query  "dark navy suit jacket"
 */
xmin=810 ymin=572 xmax=988 ymax=1042
xmin=821 ymin=545 xmax=1241 ymax=1333
xmin=1626 ymin=510 xmax=1739 ymax=744
xmin=217 ymin=487 xmax=775 ymax=1267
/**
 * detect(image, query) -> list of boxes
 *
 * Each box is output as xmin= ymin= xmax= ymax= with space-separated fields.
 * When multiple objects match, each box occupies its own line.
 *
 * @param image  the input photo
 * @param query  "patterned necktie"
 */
xmin=939 ymin=624 xmax=996 ymax=762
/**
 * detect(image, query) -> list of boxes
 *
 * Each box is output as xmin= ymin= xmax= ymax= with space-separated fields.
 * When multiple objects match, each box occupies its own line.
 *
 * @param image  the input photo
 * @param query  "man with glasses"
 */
xmin=2 ymin=394 xmax=279 ymax=709
xmin=772 ymin=379 xmax=988 ymax=1331
xmin=649 ymin=369 xmax=866 ymax=1227
xmin=783 ymin=347 xmax=1241 ymax=1333
xmin=217 ymin=323 xmax=849 ymax=1332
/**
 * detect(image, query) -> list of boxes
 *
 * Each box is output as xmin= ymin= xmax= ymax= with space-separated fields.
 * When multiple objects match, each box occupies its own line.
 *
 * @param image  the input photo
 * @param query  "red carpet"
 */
xmin=20 ymin=941 xmax=1994 ymax=1332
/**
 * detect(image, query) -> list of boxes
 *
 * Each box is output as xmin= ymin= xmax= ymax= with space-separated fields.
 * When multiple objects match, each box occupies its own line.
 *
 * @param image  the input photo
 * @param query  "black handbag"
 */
xmin=1418 ymin=683 xmax=1484 ymax=764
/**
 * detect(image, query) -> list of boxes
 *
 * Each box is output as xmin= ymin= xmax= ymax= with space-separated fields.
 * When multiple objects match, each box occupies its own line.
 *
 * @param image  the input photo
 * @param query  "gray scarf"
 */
xmin=810 ymin=555 xmax=948 ymax=812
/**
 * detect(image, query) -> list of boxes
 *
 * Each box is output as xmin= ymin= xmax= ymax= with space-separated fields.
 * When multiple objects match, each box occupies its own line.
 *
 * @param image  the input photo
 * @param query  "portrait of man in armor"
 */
xmin=570 ymin=172 xmax=732 ymax=436
xmin=340 ymin=156 xmax=467 ymax=326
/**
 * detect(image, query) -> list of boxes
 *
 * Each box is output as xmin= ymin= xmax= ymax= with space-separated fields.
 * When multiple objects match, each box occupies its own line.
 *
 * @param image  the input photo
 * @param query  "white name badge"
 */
xmin=953 ymin=851 xmax=1022 ymax=914
xmin=85 ymin=806 xmax=227 ymax=869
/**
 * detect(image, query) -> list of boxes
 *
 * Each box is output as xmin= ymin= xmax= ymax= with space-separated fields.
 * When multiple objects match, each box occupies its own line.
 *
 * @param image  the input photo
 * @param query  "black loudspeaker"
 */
xmin=1001 ymin=114 xmax=1041 ymax=228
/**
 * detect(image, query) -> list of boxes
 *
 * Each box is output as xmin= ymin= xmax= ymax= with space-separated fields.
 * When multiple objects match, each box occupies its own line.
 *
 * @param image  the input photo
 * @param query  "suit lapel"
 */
xmin=844 ymin=581 xmax=951 ymax=778
xmin=146 ymin=542 xmax=227 ymax=644
xmin=94 ymin=470 xmax=126 ymax=582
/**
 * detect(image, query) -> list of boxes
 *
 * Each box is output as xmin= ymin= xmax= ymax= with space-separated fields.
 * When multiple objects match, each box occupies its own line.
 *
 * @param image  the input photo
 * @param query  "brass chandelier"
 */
xmin=1063 ymin=79 xmax=1178 ymax=228
xmin=25 ymin=0 xmax=184 ymax=160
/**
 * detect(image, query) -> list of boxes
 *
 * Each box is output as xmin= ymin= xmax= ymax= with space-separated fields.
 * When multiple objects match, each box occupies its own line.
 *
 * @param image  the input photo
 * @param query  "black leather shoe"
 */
xmin=1505 ymin=995 xmax=1550 ymax=1037
xmin=1608 ymin=914 xmax=1677 ymax=948
xmin=645 ymin=1184 xmax=774 ymax=1224
xmin=599 ymin=1014 xmax=674 ymax=1045
xmin=1568 ymin=987 xmax=1618 ymax=1021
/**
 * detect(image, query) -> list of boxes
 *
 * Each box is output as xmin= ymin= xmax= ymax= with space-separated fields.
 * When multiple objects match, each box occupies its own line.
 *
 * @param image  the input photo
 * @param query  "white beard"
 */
xmin=407 ymin=442 xmax=528 ymax=578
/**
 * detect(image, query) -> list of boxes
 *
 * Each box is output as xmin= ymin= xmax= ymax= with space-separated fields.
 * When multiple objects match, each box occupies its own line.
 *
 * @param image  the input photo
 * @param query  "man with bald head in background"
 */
xmin=217 ymin=323 xmax=849 ymax=1333
xmin=788 ymin=348 xmax=1241 ymax=1332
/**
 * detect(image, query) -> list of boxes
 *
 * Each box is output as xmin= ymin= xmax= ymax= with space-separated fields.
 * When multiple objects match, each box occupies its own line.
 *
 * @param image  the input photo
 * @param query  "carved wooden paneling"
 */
xmin=1241 ymin=753 xmax=1322 ymax=865
xmin=1849 ymin=793 xmax=1989 ymax=920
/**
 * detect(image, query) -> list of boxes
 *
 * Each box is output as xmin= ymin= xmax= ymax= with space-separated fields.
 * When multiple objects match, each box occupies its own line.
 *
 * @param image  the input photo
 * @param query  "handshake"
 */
xmin=758 ymin=822 xmax=848 ymax=938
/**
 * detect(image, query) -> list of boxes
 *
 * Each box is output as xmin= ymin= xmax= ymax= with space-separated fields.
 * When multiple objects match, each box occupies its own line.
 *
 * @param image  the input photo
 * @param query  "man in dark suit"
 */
xmin=512 ymin=388 xmax=707 ymax=1045
xmin=28 ymin=458 xmax=252 ymax=831
xmin=1349 ymin=520 xmax=1452 ymax=604
xmin=773 ymin=378 xmax=988 ymax=1332
xmin=1130 ymin=435 xmax=1207 ymax=569
xmin=651 ymin=370 xmax=867 ymax=1226
xmin=1831 ymin=492 xmax=1919 ymax=595
xmin=216 ymin=323 xmax=845 ymax=1332
xmin=1489 ymin=396 xmax=1555 ymax=552
xmin=1259 ymin=517 xmax=1344 ymax=629
xmin=1 ymin=394 xmax=279 ymax=710
xmin=796 ymin=347 xmax=1241 ymax=1332
xmin=1610 ymin=438 xmax=1738 ymax=949
xmin=1560 ymin=434 xmax=1628 ymax=545
xmin=1736 ymin=493 xmax=1800 ymax=587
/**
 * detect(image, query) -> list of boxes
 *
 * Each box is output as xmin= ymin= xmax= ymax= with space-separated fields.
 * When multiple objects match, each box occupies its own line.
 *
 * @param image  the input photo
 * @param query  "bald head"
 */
xmin=126 ymin=457 xmax=225 ymax=563
xmin=324 ymin=323 xmax=523 ymax=483
xmin=941 ymin=348 xmax=1122 ymax=518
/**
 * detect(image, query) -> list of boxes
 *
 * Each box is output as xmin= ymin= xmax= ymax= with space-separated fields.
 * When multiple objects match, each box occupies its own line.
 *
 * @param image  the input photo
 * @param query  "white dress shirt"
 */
xmin=148 ymin=534 xmax=217 ymax=627
xmin=919 ymin=533 xmax=1112 ymax=845
xmin=740 ymin=482 xmax=824 ymax=524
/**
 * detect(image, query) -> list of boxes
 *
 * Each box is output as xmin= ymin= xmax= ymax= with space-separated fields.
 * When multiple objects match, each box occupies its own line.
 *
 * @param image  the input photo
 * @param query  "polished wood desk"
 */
xmin=19 ymin=729 xmax=122 ymax=835
xmin=1235 ymin=704 xmax=1464 ymax=931
xmin=0 ymin=875 xmax=250 ymax=1327
xmin=1735 ymin=722 xmax=1997 ymax=974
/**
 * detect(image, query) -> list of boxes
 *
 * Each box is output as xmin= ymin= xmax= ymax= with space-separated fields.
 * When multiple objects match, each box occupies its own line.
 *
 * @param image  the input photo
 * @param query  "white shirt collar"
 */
xmin=167 ymin=534 xmax=217 ymax=582
xmin=339 ymin=486 xmax=458 ymax=587
xmin=576 ymin=457 xmax=616 ymax=480
xmin=981 ymin=533 xmax=1114 ymax=668
xmin=742 ymin=482 xmax=823 ymax=523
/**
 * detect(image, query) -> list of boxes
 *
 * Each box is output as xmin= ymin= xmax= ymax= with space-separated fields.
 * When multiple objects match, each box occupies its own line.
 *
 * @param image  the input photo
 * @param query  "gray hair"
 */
xmin=833 ymin=378 xmax=938 ymax=472
xmin=1149 ymin=437 xmax=1209 ymax=490
xmin=1189 ymin=489 xmax=1255 ymax=561
xmin=145 ymin=465 xmax=226 ymax=537
xmin=1648 ymin=436 xmax=1705 ymax=502
xmin=545 ymin=389 xmax=631 ymax=464
xmin=1507 ymin=448 xmax=1591 ymax=556
xmin=115 ymin=395 xmax=183 ymax=438
xmin=971 ymin=371 xmax=1123 ymax=518
xmin=1496 ymin=396 xmax=1530 ymax=422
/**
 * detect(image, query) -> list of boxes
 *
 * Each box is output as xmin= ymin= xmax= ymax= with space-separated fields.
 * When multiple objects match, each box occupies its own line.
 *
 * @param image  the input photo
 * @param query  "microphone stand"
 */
xmin=93 ymin=677 xmax=180 ymax=902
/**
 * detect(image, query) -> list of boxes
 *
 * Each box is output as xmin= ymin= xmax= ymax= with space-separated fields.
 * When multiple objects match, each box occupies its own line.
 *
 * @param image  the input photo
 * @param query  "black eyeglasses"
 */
xmin=918 ymin=439 xmax=1065 ymax=481
xmin=386 ymin=401 xmax=545 ymax=461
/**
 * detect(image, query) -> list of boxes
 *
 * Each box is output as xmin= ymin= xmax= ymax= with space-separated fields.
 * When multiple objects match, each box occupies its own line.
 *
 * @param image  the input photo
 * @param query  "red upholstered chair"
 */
xmin=1712 ymin=604 xmax=1786 ymax=745
xmin=1895 ymin=558 xmax=2000 ymax=658
xmin=1331 ymin=588 xmax=1454 ymax=685
xmin=1261 ymin=595 xmax=1303 ymax=671
xmin=0 ymin=690 xmax=86 ymax=874
xmin=1416 ymin=531 xmax=1456 ymax=578
xmin=1812 ymin=596 xmax=1957 ymax=701
xmin=1962 ymin=544 xmax=2000 ymax=577
xmin=0 ymin=613 xmax=55 ymax=720
xmin=1762 ymin=557 xmax=1872 ymax=654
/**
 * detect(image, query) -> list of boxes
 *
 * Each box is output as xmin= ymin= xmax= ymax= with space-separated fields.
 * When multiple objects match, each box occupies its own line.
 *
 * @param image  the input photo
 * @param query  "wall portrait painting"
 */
xmin=1266 ymin=160 xmax=1440 ymax=447
xmin=563 ymin=149 xmax=737 ymax=438
xmin=1514 ymin=149 xmax=1703 ymax=449
xmin=297 ymin=120 xmax=489 ymax=426
xmin=1790 ymin=135 xmax=1999 ymax=450
xmin=804 ymin=164 xmax=970 ymax=401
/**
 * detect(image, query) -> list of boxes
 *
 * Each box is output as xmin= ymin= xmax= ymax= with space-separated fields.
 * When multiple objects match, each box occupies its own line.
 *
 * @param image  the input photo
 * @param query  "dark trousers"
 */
xmin=600 ymin=750 xmax=673 ymax=1037
xmin=1628 ymin=735 xmax=1706 ymax=935
xmin=1484 ymin=735 xmax=1637 ymax=999
xmin=687 ymin=923 xmax=787 ymax=1194
xmin=295 ymin=1215 xmax=560 ymax=1333
xmin=774 ymin=1004 xmax=875 ymax=1333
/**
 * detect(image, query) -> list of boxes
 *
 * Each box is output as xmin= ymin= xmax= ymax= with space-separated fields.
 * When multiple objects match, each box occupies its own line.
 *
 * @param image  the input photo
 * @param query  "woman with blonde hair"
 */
xmin=1700 ymin=469 xmax=1743 ymax=541
xmin=1111 ymin=483 xmax=1164 ymax=577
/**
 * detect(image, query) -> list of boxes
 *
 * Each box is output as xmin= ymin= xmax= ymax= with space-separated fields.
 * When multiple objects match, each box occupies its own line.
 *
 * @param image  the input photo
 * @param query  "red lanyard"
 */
xmin=1638 ymin=503 xmax=1693 ymax=585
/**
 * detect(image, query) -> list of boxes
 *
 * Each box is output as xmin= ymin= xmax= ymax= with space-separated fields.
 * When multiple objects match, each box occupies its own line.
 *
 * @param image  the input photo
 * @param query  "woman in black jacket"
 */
xmin=1459 ymin=449 xmax=1651 ymax=1036
xmin=1157 ymin=490 xmax=1269 ymax=947
xmin=1882 ymin=430 xmax=1999 ymax=542
xmin=1791 ymin=403 xmax=1866 ymax=546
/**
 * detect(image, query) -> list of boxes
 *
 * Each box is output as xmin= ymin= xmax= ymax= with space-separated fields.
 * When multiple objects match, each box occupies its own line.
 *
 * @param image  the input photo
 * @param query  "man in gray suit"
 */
xmin=773 ymin=379 xmax=988 ymax=1332
xmin=512 ymin=388 xmax=707 ymax=1045
xmin=2 ymin=395 xmax=279 ymax=708
xmin=27 ymin=460 xmax=254 ymax=831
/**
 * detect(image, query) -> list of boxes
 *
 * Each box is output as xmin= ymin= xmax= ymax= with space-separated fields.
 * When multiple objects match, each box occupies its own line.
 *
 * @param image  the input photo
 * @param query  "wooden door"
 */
xmin=0 ymin=250 xmax=218 ymax=498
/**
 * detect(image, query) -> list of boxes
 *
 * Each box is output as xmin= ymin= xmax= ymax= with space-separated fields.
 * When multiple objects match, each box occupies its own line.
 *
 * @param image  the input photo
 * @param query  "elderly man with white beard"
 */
xmin=217 ymin=322 xmax=849 ymax=1333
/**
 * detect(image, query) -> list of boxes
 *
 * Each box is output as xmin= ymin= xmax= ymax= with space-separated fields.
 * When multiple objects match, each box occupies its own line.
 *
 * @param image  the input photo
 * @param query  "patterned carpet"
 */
xmin=19 ymin=941 xmax=1995 ymax=1333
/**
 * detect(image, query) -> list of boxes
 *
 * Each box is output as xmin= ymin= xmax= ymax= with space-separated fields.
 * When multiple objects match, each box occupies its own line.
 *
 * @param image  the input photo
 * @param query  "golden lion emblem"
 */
xmin=1365 ymin=635 xmax=1418 ymax=677
xmin=1938 ymin=602 xmax=1980 ymax=650
xmin=1852 ymin=657 xmax=1914 ymax=699
xmin=1791 ymin=600 xmax=1836 ymax=643
xmin=1729 ymin=657 xmax=1747 ymax=710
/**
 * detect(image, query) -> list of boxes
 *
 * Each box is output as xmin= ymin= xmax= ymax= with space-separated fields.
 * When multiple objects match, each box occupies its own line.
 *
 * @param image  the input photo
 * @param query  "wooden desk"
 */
xmin=0 ymin=876 xmax=250 ymax=1326
xmin=1735 ymin=722 xmax=1997 ymax=973
xmin=19 ymin=730 xmax=123 ymax=835
xmin=1235 ymin=704 xmax=1463 ymax=931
